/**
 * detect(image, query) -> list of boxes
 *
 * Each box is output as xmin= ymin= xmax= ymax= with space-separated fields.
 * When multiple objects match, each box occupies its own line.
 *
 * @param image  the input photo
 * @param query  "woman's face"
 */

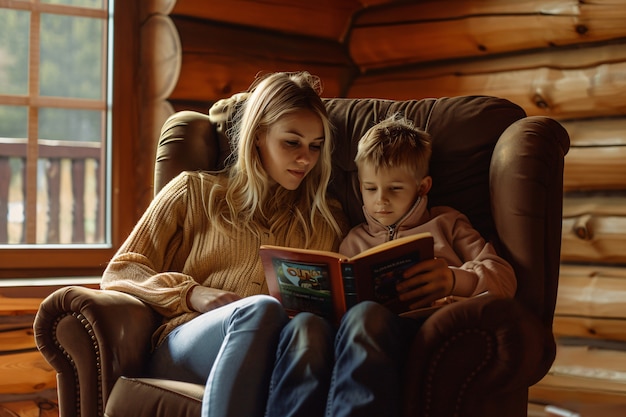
xmin=256 ymin=109 xmax=325 ymax=190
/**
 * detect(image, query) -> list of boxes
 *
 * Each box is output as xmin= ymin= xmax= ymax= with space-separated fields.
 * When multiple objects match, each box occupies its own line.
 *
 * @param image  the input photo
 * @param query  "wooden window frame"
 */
xmin=0 ymin=0 xmax=139 ymax=279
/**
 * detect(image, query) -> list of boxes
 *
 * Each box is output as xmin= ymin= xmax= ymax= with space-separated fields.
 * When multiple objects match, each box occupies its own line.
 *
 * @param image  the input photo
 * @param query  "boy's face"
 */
xmin=359 ymin=164 xmax=431 ymax=226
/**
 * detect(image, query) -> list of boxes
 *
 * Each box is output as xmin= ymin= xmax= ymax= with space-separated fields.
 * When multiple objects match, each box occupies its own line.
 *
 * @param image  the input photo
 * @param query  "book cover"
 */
xmin=260 ymin=232 xmax=435 ymax=324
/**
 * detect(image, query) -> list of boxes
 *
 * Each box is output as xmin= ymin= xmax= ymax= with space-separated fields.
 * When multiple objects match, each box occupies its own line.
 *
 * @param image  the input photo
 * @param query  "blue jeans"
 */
xmin=150 ymin=294 xmax=289 ymax=417
xmin=265 ymin=301 xmax=421 ymax=417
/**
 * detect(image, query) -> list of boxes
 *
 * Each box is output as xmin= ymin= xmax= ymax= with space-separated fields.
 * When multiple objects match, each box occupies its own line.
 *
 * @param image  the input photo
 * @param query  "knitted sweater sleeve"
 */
xmin=101 ymin=172 xmax=199 ymax=318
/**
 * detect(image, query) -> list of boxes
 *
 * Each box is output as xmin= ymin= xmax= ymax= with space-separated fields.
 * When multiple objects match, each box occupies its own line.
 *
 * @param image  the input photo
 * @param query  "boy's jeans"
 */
xmin=266 ymin=301 xmax=420 ymax=417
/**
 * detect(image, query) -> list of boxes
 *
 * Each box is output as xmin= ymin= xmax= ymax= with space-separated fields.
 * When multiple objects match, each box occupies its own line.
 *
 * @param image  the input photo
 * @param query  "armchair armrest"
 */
xmin=491 ymin=115 xmax=569 ymax=326
xmin=34 ymin=286 xmax=159 ymax=417
xmin=402 ymin=294 xmax=554 ymax=417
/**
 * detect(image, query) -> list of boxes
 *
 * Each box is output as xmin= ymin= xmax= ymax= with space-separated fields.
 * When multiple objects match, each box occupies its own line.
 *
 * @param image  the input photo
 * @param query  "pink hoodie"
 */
xmin=338 ymin=196 xmax=516 ymax=298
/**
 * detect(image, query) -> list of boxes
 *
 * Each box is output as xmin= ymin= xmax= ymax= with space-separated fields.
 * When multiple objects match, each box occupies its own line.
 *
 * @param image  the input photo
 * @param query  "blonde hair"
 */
xmin=355 ymin=115 xmax=432 ymax=180
xmin=205 ymin=71 xmax=341 ymax=247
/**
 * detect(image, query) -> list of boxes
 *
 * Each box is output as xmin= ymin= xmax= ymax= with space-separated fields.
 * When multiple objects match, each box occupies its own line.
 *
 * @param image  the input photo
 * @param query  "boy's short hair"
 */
xmin=355 ymin=114 xmax=432 ymax=179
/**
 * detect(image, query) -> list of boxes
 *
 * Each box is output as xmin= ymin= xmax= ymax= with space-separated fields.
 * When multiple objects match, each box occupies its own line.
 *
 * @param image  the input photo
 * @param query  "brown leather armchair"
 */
xmin=34 ymin=95 xmax=569 ymax=417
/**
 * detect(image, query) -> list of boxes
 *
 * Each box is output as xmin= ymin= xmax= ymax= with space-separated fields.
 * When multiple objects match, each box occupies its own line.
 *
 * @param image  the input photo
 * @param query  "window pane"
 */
xmin=0 ymin=9 xmax=29 ymax=95
xmin=41 ymin=0 xmax=105 ymax=8
xmin=39 ymin=108 xmax=103 ymax=142
xmin=1 ymin=0 xmax=111 ymax=253
xmin=0 ymin=105 xmax=28 ymax=138
xmin=40 ymin=14 xmax=103 ymax=99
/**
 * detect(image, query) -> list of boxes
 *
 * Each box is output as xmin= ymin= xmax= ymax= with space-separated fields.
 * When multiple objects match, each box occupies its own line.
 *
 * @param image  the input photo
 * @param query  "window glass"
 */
xmin=39 ymin=108 xmax=103 ymax=142
xmin=0 ymin=2 xmax=110 ymax=249
xmin=0 ymin=9 xmax=29 ymax=95
xmin=0 ymin=105 xmax=28 ymax=138
xmin=40 ymin=14 xmax=103 ymax=99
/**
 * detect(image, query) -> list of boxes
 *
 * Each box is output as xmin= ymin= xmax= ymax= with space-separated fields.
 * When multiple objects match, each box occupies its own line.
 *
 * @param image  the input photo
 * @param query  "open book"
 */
xmin=260 ymin=232 xmax=436 ymax=325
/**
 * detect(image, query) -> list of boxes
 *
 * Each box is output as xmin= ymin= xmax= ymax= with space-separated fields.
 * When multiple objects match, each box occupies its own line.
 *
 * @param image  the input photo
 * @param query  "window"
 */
xmin=0 ymin=0 xmax=137 ymax=278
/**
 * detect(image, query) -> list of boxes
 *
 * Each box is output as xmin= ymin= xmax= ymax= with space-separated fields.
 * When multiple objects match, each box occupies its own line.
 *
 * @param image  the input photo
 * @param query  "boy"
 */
xmin=265 ymin=116 xmax=517 ymax=417
xmin=339 ymin=115 xmax=516 ymax=310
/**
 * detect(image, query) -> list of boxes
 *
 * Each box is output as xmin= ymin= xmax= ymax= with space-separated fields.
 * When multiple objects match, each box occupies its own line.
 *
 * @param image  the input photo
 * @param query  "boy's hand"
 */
xmin=187 ymin=286 xmax=242 ymax=313
xmin=396 ymin=258 xmax=454 ymax=309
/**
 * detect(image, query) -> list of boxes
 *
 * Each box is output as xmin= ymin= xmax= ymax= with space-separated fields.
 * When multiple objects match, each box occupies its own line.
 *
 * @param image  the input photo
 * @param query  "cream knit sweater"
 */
xmin=101 ymin=171 xmax=342 ymax=345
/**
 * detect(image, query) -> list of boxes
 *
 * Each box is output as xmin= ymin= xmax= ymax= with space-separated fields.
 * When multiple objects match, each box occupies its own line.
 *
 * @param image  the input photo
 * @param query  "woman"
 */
xmin=101 ymin=71 xmax=345 ymax=417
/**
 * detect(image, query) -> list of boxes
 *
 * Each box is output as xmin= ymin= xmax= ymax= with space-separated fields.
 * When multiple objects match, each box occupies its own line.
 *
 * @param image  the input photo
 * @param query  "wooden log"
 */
xmin=530 ymin=374 xmax=626 ymax=407
xmin=137 ymin=12 xmax=181 ymax=215
xmin=141 ymin=0 xmax=176 ymax=21
xmin=0 ymin=296 xmax=42 ymax=316
xmin=552 ymin=344 xmax=626 ymax=385
xmin=348 ymin=42 xmax=626 ymax=119
xmin=564 ymin=146 xmax=626 ymax=192
xmin=349 ymin=0 xmax=626 ymax=70
xmin=168 ymin=17 xmax=355 ymax=105
xmin=561 ymin=197 xmax=626 ymax=263
xmin=555 ymin=264 xmax=626 ymax=326
xmin=563 ymin=195 xmax=626 ymax=218
xmin=554 ymin=316 xmax=626 ymax=343
xmin=530 ymin=344 xmax=626 ymax=406
xmin=563 ymin=118 xmax=626 ymax=147
xmin=140 ymin=14 xmax=180 ymax=102
xmin=563 ymin=117 xmax=626 ymax=191
xmin=0 ymin=327 xmax=36 ymax=352
xmin=171 ymin=0 xmax=361 ymax=41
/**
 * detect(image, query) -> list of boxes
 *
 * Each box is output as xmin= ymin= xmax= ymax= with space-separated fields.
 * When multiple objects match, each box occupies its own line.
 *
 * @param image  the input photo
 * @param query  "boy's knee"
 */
xmin=278 ymin=313 xmax=334 ymax=370
xmin=343 ymin=301 xmax=393 ymax=328
xmin=280 ymin=312 xmax=334 ymax=352
xmin=339 ymin=301 xmax=403 ymax=348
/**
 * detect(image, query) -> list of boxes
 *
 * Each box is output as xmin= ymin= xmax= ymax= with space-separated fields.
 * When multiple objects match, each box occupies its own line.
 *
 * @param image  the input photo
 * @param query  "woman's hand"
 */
xmin=396 ymin=258 xmax=454 ymax=309
xmin=187 ymin=286 xmax=242 ymax=313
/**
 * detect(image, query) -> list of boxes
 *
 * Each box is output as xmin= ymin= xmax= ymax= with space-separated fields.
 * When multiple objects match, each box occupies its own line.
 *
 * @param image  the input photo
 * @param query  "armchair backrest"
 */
xmin=154 ymin=95 xmax=570 ymax=331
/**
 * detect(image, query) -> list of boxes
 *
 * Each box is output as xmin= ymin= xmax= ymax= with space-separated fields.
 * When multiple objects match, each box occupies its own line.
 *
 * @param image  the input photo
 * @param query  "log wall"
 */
xmin=7 ymin=0 xmax=626 ymax=414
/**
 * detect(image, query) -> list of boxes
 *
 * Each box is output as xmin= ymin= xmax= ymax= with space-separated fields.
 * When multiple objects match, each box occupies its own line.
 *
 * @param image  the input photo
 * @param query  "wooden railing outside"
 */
xmin=0 ymin=138 xmax=103 ymax=244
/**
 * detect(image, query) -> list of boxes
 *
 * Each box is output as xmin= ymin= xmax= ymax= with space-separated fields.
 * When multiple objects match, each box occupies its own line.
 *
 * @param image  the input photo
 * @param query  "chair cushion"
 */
xmin=105 ymin=377 xmax=203 ymax=417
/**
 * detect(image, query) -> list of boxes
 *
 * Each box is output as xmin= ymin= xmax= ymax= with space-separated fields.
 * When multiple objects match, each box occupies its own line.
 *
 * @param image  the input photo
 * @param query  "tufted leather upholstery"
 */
xmin=34 ymin=95 xmax=569 ymax=417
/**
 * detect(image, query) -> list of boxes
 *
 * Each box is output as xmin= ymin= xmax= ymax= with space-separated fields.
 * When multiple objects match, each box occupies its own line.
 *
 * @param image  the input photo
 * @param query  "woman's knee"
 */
xmin=233 ymin=295 xmax=289 ymax=331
